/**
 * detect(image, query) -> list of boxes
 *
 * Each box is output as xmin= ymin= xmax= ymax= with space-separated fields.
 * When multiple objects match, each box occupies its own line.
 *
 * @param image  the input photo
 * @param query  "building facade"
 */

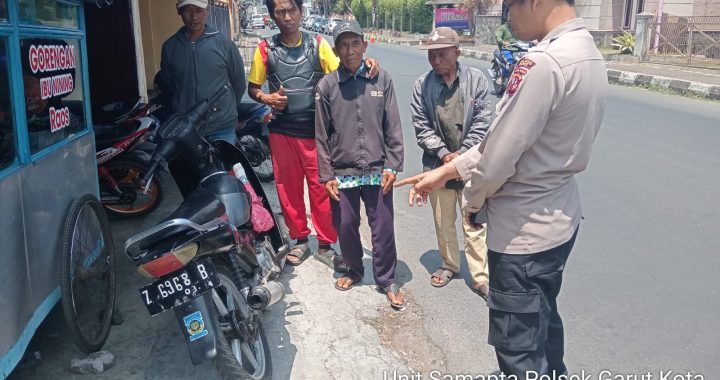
xmin=576 ymin=0 xmax=720 ymax=33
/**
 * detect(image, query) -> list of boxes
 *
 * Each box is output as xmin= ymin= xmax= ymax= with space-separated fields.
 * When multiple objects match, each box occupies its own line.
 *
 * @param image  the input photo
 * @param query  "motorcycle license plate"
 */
xmin=140 ymin=258 xmax=220 ymax=316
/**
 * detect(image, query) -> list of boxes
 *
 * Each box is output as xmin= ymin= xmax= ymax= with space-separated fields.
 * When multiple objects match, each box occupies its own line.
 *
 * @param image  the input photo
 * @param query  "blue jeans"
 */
xmin=500 ymin=49 xmax=515 ymax=78
xmin=204 ymin=128 xmax=237 ymax=145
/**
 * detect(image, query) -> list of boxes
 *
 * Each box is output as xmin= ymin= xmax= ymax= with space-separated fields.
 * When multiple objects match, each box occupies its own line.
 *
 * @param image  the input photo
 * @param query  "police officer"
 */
xmin=396 ymin=0 xmax=609 ymax=377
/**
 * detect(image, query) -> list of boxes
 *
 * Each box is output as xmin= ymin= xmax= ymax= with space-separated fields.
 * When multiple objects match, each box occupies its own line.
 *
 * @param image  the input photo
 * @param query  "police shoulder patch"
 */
xmin=506 ymin=57 xmax=537 ymax=97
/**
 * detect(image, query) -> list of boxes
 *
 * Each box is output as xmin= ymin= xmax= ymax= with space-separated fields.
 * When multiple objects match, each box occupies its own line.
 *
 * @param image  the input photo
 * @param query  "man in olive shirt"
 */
xmin=411 ymin=27 xmax=492 ymax=297
xmin=398 ymin=0 xmax=609 ymax=376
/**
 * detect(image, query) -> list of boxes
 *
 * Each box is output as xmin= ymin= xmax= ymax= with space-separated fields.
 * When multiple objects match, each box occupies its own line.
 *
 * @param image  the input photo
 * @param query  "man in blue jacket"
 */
xmin=159 ymin=0 xmax=246 ymax=144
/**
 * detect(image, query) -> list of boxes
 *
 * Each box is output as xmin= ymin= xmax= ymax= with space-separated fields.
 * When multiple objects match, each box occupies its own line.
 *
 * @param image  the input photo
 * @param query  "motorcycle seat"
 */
xmin=94 ymin=122 xmax=139 ymax=151
xmin=93 ymin=98 xmax=144 ymax=125
xmin=166 ymin=188 xmax=227 ymax=225
xmin=137 ymin=189 xmax=227 ymax=252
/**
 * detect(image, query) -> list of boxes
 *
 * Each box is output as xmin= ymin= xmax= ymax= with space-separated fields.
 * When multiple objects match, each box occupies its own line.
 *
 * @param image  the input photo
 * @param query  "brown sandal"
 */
xmin=286 ymin=243 xmax=311 ymax=266
xmin=431 ymin=267 xmax=456 ymax=288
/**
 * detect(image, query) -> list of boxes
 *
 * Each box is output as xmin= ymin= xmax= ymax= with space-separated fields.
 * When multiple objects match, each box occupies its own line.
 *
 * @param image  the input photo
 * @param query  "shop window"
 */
xmin=18 ymin=0 xmax=79 ymax=28
xmin=20 ymin=38 xmax=85 ymax=155
xmin=0 ymin=39 xmax=16 ymax=170
xmin=623 ymin=0 xmax=634 ymax=29
xmin=0 ymin=0 xmax=8 ymax=23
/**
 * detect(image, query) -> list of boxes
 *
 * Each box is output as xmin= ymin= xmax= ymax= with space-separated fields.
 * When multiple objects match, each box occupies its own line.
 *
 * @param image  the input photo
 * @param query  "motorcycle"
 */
xmin=236 ymin=102 xmax=274 ymax=183
xmin=124 ymin=83 xmax=289 ymax=380
xmin=487 ymin=40 xmax=532 ymax=96
xmin=95 ymin=98 xmax=163 ymax=217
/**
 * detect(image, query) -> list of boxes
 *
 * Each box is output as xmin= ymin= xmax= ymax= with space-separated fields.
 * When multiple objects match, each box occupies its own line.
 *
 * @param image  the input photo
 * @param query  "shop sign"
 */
xmin=435 ymin=8 xmax=470 ymax=29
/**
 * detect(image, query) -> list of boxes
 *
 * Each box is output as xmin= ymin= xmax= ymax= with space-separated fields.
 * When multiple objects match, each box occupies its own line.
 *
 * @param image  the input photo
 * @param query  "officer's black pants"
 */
xmin=487 ymin=228 xmax=578 ymax=379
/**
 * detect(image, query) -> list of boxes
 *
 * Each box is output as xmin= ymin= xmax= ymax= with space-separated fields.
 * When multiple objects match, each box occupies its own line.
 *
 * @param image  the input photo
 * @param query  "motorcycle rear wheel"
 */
xmin=101 ymin=157 xmax=163 ymax=217
xmin=211 ymin=262 xmax=272 ymax=380
xmin=238 ymin=135 xmax=274 ymax=183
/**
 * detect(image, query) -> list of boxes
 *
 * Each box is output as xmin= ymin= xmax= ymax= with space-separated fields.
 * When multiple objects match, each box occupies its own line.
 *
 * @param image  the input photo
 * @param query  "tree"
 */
xmin=351 ymin=0 xmax=369 ymax=26
xmin=464 ymin=0 xmax=500 ymax=36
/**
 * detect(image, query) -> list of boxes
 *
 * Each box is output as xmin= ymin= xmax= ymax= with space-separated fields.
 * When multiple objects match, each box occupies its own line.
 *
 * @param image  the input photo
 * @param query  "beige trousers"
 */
xmin=429 ymin=187 xmax=489 ymax=285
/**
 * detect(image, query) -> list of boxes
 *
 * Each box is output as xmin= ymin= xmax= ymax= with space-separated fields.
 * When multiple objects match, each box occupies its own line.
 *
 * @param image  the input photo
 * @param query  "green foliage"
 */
xmin=351 ymin=0 xmax=369 ymax=27
xmin=348 ymin=0 xmax=432 ymax=33
xmin=333 ymin=0 xmax=351 ymax=14
xmin=612 ymin=31 xmax=636 ymax=55
xmin=406 ymin=0 xmax=433 ymax=33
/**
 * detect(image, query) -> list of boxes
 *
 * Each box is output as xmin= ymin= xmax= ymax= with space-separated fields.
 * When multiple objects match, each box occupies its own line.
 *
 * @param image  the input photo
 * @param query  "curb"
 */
xmin=373 ymin=38 xmax=720 ymax=101
xmin=606 ymin=69 xmax=720 ymax=100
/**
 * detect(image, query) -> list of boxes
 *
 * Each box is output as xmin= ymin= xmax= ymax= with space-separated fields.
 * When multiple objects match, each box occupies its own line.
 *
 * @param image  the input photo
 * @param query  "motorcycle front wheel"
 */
xmin=492 ymin=70 xmax=505 ymax=96
xmin=237 ymin=135 xmax=274 ymax=183
xmin=100 ymin=157 xmax=163 ymax=217
xmin=211 ymin=262 xmax=272 ymax=380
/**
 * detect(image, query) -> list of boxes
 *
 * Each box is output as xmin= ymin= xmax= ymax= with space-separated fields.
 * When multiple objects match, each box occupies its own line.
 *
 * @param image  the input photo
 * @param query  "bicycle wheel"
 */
xmin=59 ymin=194 xmax=116 ymax=353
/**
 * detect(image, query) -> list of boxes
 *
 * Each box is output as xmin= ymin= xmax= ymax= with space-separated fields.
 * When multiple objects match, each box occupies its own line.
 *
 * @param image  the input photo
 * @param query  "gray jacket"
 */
xmin=160 ymin=25 xmax=246 ymax=137
xmin=315 ymin=66 xmax=403 ymax=183
xmin=410 ymin=62 xmax=492 ymax=171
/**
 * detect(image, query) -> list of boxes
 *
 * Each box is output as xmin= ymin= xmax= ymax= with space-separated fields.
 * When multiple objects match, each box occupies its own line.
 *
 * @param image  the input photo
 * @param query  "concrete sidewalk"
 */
xmin=371 ymin=35 xmax=720 ymax=101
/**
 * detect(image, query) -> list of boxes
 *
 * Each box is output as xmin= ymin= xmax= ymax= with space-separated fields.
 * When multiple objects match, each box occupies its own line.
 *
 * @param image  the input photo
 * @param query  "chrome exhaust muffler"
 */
xmin=247 ymin=281 xmax=284 ymax=310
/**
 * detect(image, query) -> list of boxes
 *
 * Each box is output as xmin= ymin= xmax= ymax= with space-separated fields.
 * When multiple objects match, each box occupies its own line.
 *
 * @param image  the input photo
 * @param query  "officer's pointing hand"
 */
xmin=395 ymin=163 xmax=461 ymax=207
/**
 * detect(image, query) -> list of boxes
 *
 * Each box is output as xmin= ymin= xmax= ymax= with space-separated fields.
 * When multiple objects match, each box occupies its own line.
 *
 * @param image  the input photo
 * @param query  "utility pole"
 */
xmin=372 ymin=0 xmax=378 ymax=31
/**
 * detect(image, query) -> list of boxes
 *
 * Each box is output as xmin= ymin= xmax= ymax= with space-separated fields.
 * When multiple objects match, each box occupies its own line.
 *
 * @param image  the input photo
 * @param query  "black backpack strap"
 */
xmin=306 ymin=33 xmax=323 ymax=73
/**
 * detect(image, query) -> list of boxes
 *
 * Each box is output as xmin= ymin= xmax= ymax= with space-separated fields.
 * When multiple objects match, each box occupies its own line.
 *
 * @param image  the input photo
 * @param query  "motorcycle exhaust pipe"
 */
xmin=247 ymin=281 xmax=284 ymax=310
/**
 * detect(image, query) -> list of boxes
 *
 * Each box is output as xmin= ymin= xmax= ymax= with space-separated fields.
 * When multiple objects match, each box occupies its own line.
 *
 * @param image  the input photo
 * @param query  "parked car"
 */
xmin=324 ymin=18 xmax=343 ymax=34
xmin=313 ymin=17 xmax=326 ymax=33
xmin=251 ymin=13 xmax=264 ymax=29
xmin=303 ymin=15 xmax=319 ymax=30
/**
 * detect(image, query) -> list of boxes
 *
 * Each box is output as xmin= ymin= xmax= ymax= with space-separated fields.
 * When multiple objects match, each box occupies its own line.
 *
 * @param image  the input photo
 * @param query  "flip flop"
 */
xmin=334 ymin=274 xmax=361 ymax=291
xmin=381 ymin=283 xmax=406 ymax=310
xmin=430 ymin=267 xmax=456 ymax=288
xmin=286 ymin=243 xmax=311 ymax=266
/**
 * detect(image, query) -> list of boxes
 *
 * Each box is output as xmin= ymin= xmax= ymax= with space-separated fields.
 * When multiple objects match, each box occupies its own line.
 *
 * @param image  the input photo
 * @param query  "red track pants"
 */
xmin=268 ymin=132 xmax=337 ymax=245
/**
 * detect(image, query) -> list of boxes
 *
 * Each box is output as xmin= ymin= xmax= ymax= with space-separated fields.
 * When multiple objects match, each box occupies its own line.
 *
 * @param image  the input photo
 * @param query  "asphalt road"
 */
xmin=362 ymin=42 xmax=720 ymax=377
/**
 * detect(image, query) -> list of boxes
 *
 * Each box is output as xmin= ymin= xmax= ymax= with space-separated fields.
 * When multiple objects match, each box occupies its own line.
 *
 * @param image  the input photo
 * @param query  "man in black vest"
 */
xmin=247 ymin=0 xmax=378 ymax=271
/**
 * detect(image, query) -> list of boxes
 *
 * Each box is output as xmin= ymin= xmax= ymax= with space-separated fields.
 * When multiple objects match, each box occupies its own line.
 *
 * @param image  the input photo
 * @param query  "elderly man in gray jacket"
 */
xmin=411 ymin=27 xmax=492 ymax=298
